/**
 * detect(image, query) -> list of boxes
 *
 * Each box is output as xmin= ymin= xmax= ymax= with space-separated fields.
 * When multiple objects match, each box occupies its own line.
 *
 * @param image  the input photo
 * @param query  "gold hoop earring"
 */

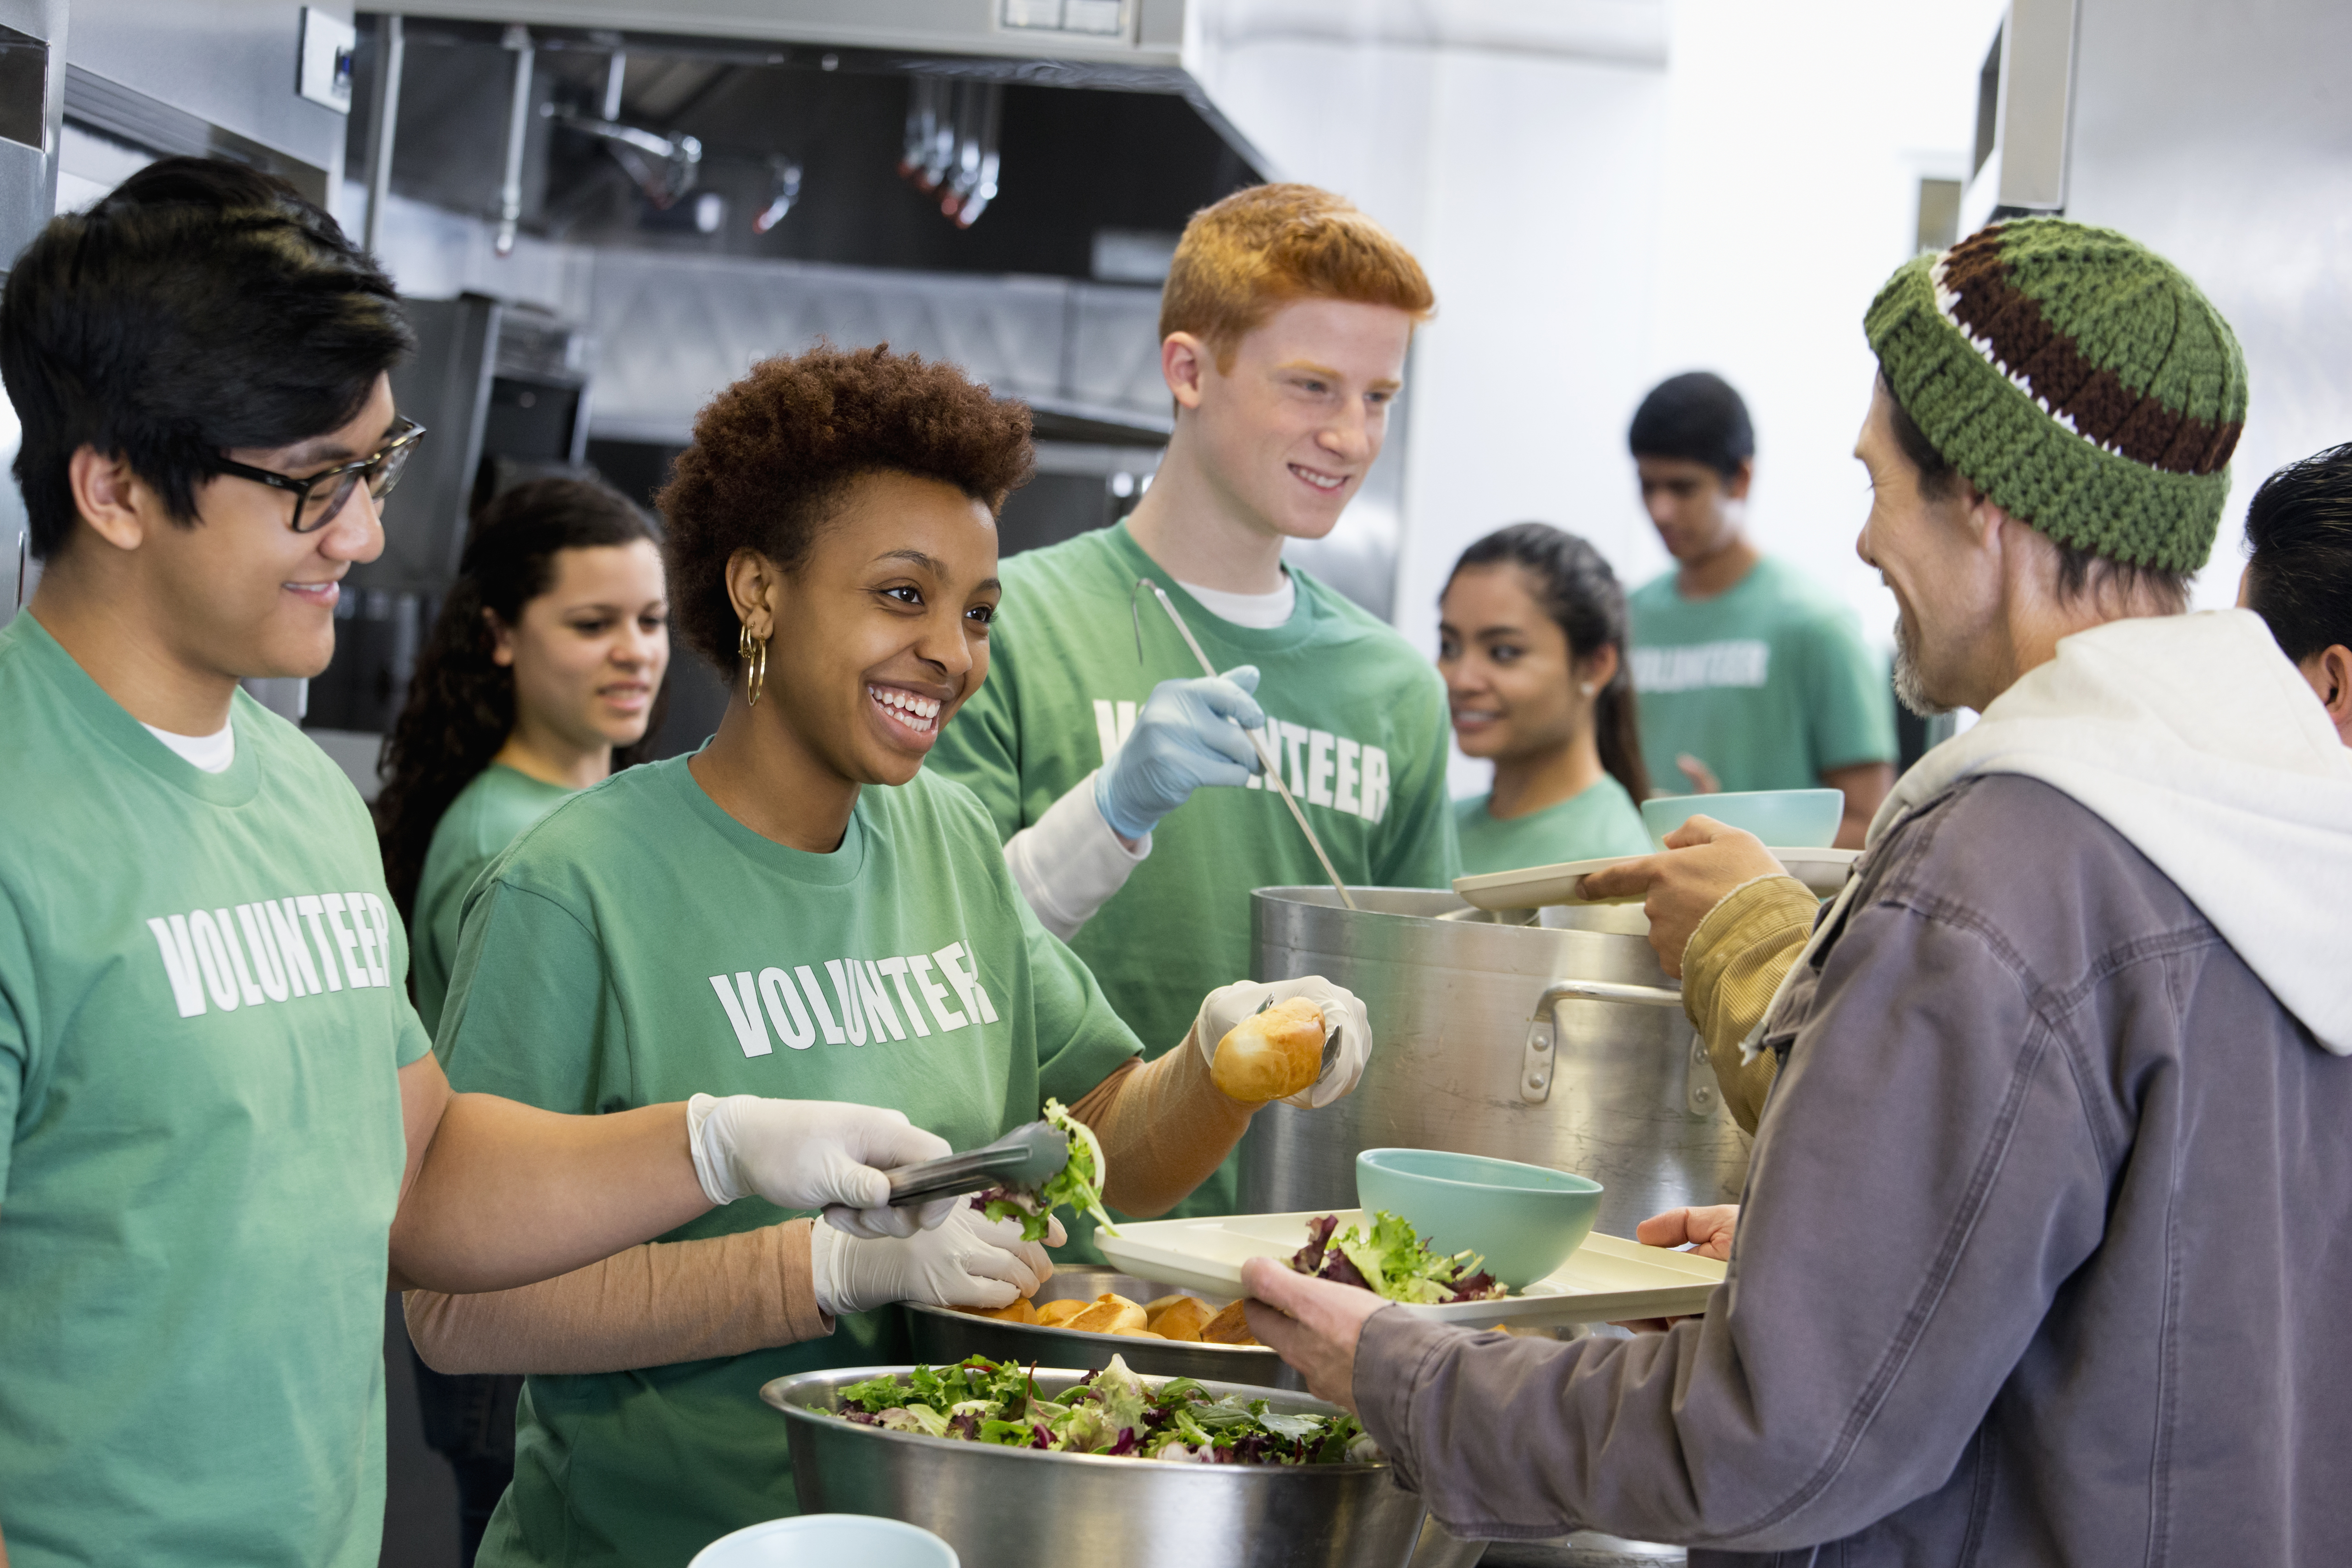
xmin=737 ymin=624 xmax=768 ymax=708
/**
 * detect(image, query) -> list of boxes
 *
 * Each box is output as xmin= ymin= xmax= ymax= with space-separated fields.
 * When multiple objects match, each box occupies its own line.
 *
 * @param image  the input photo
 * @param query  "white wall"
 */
xmin=2061 ymin=0 xmax=2352 ymax=615
xmin=1193 ymin=0 xmax=2005 ymax=794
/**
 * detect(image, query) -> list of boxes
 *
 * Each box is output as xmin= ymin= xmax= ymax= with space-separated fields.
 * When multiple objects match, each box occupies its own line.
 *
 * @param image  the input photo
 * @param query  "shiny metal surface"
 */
xmin=1242 ymin=889 xmax=1749 ymax=1240
xmin=905 ymin=1267 xmax=1301 ymax=1390
xmin=765 ymin=1364 xmax=1427 ymax=1568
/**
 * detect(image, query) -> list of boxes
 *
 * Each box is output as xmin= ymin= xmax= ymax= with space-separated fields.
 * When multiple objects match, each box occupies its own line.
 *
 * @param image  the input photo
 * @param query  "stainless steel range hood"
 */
xmin=406 ymin=0 xmax=1187 ymax=66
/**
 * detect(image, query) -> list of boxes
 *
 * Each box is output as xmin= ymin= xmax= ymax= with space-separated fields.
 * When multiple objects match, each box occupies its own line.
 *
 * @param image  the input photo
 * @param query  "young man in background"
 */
xmin=929 ymin=184 xmax=1455 ymax=1242
xmin=1626 ymin=370 xmax=1896 ymax=845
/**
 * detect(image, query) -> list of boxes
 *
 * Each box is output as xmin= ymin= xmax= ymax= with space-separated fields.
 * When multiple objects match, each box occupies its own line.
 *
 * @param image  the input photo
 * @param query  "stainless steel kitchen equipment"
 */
xmin=905 ymin=1270 xmax=1490 ymax=1568
xmin=764 ymin=1363 xmax=1430 ymax=1568
xmin=904 ymin=1266 xmax=1297 ymax=1389
xmin=1241 ymin=889 xmax=1749 ymax=1241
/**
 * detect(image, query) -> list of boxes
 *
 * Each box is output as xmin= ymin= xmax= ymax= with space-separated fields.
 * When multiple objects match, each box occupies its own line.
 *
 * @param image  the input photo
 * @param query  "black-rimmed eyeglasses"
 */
xmin=213 ymin=416 xmax=428 ymax=534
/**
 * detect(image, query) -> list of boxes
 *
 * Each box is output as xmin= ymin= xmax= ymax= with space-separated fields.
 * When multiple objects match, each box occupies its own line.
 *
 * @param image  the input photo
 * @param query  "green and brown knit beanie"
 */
xmin=1864 ymin=218 xmax=2247 ymax=573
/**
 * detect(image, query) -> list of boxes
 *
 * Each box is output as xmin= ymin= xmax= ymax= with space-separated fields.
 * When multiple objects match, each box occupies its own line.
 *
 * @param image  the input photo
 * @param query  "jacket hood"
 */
xmin=1872 ymin=609 xmax=2352 ymax=1054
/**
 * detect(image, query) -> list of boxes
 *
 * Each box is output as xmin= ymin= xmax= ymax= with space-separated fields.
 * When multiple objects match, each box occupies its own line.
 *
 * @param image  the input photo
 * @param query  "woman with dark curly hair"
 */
xmin=400 ymin=344 xmax=1372 ymax=1566
xmin=376 ymin=475 xmax=670 ymax=1034
xmin=370 ymin=475 xmax=669 ymax=1562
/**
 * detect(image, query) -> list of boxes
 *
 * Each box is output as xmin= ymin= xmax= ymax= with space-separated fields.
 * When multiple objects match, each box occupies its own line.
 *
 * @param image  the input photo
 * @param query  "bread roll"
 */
xmin=951 ymin=1297 xmax=1038 ymax=1324
xmin=1142 ymin=1294 xmax=1193 ymax=1319
xmin=1212 ymin=997 xmax=1326 ymax=1103
xmin=1150 ymin=1297 xmax=1210 ymax=1343
xmin=1200 ymin=1297 xmax=1259 ymax=1346
xmin=1035 ymin=1298 xmax=1089 ymax=1327
xmin=1065 ymin=1294 xmax=1148 ymax=1335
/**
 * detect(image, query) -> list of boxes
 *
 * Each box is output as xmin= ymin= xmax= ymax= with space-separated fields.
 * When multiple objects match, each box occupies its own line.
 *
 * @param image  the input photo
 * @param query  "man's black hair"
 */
xmin=1628 ymin=370 xmax=1755 ymax=480
xmin=2243 ymin=442 xmax=2352 ymax=663
xmin=1 ymin=156 xmax=414 ymax=560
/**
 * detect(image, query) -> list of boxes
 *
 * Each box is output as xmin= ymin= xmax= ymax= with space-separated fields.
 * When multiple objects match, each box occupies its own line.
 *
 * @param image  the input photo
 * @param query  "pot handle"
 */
xmin=1520 ymin=978 xmax=1687 ymax=1104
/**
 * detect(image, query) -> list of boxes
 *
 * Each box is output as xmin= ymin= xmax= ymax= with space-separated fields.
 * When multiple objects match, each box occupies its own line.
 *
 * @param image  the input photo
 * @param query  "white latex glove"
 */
xmin=1191 ymin=976 xmax=1374 ymax=1110
xmin=808 ymin=1205 xmax=1068 ymax=1316
xmin=687 ymin=1094 xmax=959 ymax=1239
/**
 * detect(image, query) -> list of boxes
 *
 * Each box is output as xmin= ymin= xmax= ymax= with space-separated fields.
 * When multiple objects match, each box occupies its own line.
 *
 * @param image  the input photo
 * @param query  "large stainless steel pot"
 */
xmin=1243 ymin=889 xmax=1748 ymax=1240
xmin=764 ymin=1364 xmax=1429 ymax=1568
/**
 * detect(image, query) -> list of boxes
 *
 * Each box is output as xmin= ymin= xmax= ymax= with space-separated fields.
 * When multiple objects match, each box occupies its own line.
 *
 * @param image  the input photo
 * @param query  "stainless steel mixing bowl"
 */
xmin=764 ymin=1364 xmax=1430 ymax=1568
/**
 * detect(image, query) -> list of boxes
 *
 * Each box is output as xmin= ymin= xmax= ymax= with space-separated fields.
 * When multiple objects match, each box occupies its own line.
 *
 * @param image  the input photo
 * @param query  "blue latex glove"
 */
xmin=1094 ymin=666 xmax=1265 ymax=840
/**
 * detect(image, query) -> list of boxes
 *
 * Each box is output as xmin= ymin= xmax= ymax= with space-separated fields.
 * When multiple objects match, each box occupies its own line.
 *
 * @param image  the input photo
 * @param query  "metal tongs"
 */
xmin=884 ymin=1120 xmax=1070 ymax=1207
xmin=1132 ymin=577 xmax=1358 ymax=911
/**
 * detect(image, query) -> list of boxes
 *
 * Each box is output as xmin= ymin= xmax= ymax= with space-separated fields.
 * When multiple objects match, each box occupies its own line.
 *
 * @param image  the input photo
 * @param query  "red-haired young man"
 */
xmin=932 ymin=184 xmax=1457 ymax=1247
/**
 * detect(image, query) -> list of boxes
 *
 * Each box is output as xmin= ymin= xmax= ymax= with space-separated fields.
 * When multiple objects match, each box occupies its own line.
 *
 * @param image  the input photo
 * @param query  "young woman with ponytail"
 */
xmin=376 ymin=476 xmax=671 ymax=1037
xmin=1438 ymin=522 xmax=1653 ymax=874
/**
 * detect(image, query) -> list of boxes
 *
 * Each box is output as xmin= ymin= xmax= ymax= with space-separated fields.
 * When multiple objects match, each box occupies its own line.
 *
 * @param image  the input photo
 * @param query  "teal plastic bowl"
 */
xmin=1640 ymin=787 xmax=1843 ymax=850
xmin=1354 ymin=1148 xmax=1603 ymax=1291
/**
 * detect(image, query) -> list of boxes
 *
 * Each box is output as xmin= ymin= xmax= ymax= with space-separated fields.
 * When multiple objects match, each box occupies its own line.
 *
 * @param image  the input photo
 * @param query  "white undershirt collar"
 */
xmin=143 ymin=720 xmax=237 ymax=774
xmin=1173 ymin=570 xmax=1296 ymax=631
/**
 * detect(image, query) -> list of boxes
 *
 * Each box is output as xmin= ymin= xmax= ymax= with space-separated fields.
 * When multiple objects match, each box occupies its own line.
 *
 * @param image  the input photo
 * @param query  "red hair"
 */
xmin=1158 ymin=184 xmax=1433 ymax=368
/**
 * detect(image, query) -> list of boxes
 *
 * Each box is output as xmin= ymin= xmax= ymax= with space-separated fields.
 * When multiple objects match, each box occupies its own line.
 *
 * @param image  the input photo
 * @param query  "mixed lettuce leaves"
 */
xmin=832 ymin=1354 xmax=1379 ymax=1467
xmin=1289 ymin=1210 xmax=1506 ymax=1305
xmin=972 ymin=1098 xmax=1120 ymax=1242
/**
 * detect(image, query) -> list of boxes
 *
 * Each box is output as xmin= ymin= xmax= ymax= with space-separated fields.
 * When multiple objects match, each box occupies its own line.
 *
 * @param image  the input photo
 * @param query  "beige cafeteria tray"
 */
xmin=1097 ymin=1209 xmax=1723 ymax=1329
xmin=1454 ymin=846 xmax=1858 ymax=911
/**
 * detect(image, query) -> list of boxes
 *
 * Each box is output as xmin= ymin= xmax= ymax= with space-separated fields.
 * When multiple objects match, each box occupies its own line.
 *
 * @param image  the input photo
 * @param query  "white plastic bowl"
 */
xmin=689 ymin=1513 xmax=961 ymax=1568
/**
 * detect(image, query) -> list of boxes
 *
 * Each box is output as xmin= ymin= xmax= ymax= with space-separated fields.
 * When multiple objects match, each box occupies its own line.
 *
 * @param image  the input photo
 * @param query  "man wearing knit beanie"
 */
xmin=1237 ymin=220 xmax=2352 ymax=1567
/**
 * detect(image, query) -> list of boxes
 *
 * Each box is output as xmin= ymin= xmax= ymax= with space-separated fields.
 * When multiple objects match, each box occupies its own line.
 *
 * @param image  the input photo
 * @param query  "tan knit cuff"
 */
xmin=405 ymin=1217 xmax=830 ymax=1376
xmin=1066 ymin=1041 xmax=1254 ymax=1221
xmin=1681 ymin=876 xmax=1819 ymax=1135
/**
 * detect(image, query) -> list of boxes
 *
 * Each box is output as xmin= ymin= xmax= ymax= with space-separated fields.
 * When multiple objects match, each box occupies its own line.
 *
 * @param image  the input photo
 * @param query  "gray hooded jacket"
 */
xmin=1356 ymin=611 xmax=2352 ymax=1564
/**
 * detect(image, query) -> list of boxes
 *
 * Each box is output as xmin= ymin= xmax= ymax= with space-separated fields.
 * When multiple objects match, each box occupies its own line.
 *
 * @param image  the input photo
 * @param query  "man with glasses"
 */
xmin=0 ymin=159 xmax=965 ymax=1567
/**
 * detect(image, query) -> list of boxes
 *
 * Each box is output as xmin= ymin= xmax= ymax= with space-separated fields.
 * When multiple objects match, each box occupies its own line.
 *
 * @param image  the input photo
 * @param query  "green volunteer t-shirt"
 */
xmin=0 ymin=613 xmax=431 ymax=1568
xmin=927 ymin=522 xmax=1459 ymax=1237
xmin=437 ymin=755 xmax=1141 ymax=1568
xmin=1452 ymin=774 xmax=1652 ymax=876
xmin=1627 ymin=555 xmax=1896 ymax=794
xmin=412 ymin=763 xmax=575 ymax=1033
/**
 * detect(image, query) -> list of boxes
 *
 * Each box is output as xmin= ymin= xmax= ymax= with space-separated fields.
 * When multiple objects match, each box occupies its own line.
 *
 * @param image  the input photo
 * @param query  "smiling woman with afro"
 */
xmin=398 ymin=339 xmax=1346 ymax=1568
xmin=658 ymin=342 xmax=1034 ymax=677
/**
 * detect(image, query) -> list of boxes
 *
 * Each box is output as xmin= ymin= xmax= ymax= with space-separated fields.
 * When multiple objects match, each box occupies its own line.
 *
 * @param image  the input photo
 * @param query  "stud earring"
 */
xmin=737 ymin=623 xmax=769 ymax=707
xmin=1579 ymin=681 xmax=1597 ymax=698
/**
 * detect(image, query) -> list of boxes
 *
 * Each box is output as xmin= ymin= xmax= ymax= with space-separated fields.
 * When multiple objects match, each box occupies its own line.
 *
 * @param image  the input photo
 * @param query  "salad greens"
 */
xmin=832 ymin=1354 xmax=1379 ymax=1467
xmin=973 ymin=1098 xmax=1120 ymax=1243
xmin=1289 ymin=1211 xmax=1506 ymax=1305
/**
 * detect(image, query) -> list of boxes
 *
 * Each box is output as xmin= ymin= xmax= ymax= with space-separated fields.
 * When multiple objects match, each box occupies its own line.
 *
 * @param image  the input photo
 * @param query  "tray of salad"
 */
xmin=1097 ymin=1208 xmax=1723 ymax=1328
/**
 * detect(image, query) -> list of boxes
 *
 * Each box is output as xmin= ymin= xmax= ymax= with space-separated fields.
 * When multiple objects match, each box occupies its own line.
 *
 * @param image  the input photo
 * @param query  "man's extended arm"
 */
xmin=1578 ymin=817 xmax=1817 ymax=1132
